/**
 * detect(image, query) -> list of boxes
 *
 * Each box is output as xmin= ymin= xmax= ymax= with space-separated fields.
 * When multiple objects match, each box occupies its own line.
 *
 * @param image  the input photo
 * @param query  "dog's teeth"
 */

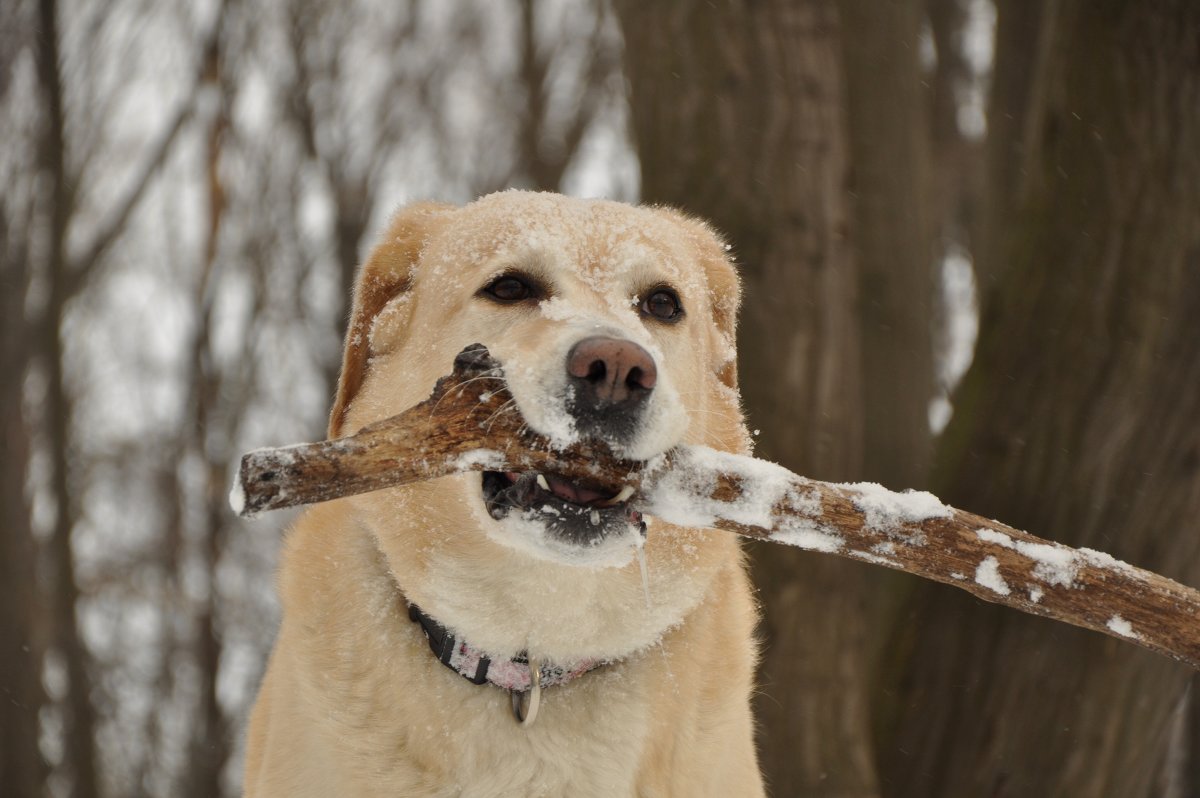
xmin=590 ymin=509 xmax=600 ymax=526
xmin=595 ymin=485 xmax=636 ymax=507
xmin=536 ymin=474 xmax=550 ymax=491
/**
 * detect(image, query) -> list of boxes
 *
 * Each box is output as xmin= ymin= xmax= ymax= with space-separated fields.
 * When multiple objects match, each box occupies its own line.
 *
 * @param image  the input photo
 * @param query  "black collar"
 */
xmin=406 ymin=603 xmax=604 ymax=694
xmin=408 ymin=603 xmax=492 ymax=684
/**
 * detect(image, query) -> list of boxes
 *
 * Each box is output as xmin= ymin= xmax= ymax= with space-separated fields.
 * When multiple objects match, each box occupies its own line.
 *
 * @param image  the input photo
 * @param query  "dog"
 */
xmin=243 ymin=191 xmax=765 ymax=797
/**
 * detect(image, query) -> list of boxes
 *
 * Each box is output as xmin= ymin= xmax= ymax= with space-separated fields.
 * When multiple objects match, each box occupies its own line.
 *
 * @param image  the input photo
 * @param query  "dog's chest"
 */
xmin=430 ymin=672 xmax=653 ymax=796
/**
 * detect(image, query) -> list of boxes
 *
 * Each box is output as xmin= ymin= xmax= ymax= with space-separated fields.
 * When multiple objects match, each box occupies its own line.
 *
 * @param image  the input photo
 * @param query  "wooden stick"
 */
xmin=231 ymin=344 xmax=639 ymax=517
xmin=640 ymin=447 xmax=1200 ymax=669
xmin=233 ymin=345 xmax=1200 ymax=669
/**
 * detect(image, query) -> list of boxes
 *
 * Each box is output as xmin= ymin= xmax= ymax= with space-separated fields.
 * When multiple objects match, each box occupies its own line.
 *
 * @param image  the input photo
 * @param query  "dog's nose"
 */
xmin=566 ymin=336 xmax=657 ymax=415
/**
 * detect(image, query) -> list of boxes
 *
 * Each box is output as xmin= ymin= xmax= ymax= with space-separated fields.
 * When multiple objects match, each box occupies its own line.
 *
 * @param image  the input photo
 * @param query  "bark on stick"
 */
xmin=233 ymin=345 xmax=1200 ymax=669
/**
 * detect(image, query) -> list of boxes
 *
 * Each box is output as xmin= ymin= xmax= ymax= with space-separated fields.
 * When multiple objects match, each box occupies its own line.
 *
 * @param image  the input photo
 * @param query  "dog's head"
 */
xmin=331 ymin=192 xmax=748 ymax=659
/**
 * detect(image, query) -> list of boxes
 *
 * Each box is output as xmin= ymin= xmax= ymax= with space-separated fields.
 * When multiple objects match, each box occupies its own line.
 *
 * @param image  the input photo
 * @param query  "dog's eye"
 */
xmin=641 ymin=288 xmax=683 ymax=322
xmin=482 ymin=274 xmax=539 ymax=303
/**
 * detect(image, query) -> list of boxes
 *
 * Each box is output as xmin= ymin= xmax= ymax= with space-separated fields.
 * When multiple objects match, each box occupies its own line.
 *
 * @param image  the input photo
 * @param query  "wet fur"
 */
xmin=243 ymin=192 xmax=765 ymax=797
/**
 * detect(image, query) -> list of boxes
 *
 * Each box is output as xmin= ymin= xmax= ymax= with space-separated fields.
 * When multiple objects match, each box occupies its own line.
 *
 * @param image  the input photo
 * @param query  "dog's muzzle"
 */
xmin=481 ymin=335 xmax=654 ymax=546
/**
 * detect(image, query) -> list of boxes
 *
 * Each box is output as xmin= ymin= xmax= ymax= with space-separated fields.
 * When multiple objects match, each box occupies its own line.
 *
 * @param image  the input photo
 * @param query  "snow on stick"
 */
xmin=640 ymin=447 xmax=1200 ymax=669
xmin=233 ymin=345 xmax=1200 ymax=669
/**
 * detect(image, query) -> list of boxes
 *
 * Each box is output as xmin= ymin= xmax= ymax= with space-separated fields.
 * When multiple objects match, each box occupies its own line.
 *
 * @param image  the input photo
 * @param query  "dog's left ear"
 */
xmin=656 ymin=209 xmax=742 ymax=391
xmin=328 ymin=201 xmax=456 ymax=437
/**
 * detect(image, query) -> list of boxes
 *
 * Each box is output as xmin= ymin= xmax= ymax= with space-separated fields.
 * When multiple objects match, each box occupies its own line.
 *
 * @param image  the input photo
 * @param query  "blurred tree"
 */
xmin=620 ymin=1 xmax=1200 ymax=796
xmin=616 ymin=0 xmax=936 ymax=793
xmin=506 ymin=0 xmax=623 ymax=193
xmin=0 ymin=215 xmax=46 ymax=798
xmin=3 ymin=1 xmax=628 ymax=794
xmin=282 ymin=0 xmax=441 ymax=401
xmin=879 ymin=1 xmax=1200 ymax=796
xmin=0 ymin=6 xmax=48 ymax=792
xmin=838 ymin=0 xmax=934 ymax=491
xmin=13 ymin=0 xmax=225 ymax=793
xmin=37 ymin=0 xmax=103 ymax=791
xmin=182 ymin=8 xmax=235 ymax=796
xmin=34 ymin=0 xmax=203 ymax=786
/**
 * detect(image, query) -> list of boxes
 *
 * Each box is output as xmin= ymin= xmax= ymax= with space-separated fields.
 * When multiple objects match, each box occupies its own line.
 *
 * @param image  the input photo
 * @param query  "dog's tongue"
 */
xmin=545 ymin=474 xmax=607 ymax=504
xmin=502 ymin=471 xmax=613 ymax=505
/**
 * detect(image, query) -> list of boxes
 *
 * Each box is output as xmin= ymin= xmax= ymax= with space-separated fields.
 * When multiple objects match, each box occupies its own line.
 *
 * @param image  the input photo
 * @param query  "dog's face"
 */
xmin=331 ymin=192 xmax=748 ymax=660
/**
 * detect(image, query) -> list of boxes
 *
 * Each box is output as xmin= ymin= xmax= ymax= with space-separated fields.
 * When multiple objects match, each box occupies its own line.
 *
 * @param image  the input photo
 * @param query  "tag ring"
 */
xmin=511 ymin=657 xmax=542 ymax=726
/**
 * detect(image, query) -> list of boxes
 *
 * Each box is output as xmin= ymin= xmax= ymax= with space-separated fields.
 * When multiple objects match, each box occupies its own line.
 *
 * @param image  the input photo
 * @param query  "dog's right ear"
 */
xmin=328 ymin=202 xmax=455 ymax=438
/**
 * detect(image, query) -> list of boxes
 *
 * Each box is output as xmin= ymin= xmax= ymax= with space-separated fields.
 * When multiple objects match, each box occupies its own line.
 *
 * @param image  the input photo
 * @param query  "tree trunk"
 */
xmin=880 ymin=2 xmax=1200 ymax=796
xmin=1189 ymin=679 xmax=1200 ymax=795
xmin=1 ymin=19 xmax=45 ymax=791
xmin=0 ymin=214 xmax=48 ymax=798
xmin=837 ymin=0 xmax=934 ymax=490
xmin=925 ymin=0 xmax=978 ymax=245
xmin=971 ymin=0 xmax=1057 ymax=296
xmin=36 ymin=0 xmax=100 ymax=794
xmin=183 ymin=33 xmax=233 ymax=797
xmin=616 ymin=3 xmax=878 ymax=794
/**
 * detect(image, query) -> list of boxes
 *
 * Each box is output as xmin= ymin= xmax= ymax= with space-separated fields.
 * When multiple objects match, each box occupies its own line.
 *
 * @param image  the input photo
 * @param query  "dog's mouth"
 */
xmin=481 ymin=470 xmax=643 ymax=546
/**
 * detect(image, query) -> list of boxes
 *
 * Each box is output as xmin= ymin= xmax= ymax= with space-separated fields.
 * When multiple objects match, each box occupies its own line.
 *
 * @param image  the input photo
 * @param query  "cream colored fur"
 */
xmin=243 ymin=192 xmax=765 ymax=797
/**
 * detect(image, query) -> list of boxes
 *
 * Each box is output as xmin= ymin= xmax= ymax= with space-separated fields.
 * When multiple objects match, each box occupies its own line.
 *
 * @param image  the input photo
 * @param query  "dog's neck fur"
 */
xmin=359 ymin=476 xmax=730 ymax=666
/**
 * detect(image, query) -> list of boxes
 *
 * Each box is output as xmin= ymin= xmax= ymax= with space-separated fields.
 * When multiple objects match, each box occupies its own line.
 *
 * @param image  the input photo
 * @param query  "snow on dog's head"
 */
xmin=327 ymin=192 xmax=749 ymax=661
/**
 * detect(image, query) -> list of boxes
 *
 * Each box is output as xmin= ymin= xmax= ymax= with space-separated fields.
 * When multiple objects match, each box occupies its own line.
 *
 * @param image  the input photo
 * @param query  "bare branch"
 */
xmin=234 ymin=346 xmax=1200 ymax=670
xmin=64 ymin=0 xmax=234 ymax=296
xmin=65 ymin=101 xmax=194 ymax=293
xmin=553 ymin=0 xmax=621 ymax=176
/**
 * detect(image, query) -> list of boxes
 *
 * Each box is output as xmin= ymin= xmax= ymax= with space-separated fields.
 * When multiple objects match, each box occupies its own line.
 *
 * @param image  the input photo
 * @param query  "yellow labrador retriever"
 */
xmin=244 ymin=192 xmax=764 ymax=797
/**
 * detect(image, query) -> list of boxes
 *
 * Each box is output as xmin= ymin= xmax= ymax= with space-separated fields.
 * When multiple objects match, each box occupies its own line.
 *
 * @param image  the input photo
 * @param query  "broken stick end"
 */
xmin=229 ymin=459 xmax=259 ymax=518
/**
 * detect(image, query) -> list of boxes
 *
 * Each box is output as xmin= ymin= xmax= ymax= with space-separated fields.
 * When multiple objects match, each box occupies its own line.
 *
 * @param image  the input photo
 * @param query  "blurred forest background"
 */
xmin=2 ymin=0 xmax=1198 ymax=796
